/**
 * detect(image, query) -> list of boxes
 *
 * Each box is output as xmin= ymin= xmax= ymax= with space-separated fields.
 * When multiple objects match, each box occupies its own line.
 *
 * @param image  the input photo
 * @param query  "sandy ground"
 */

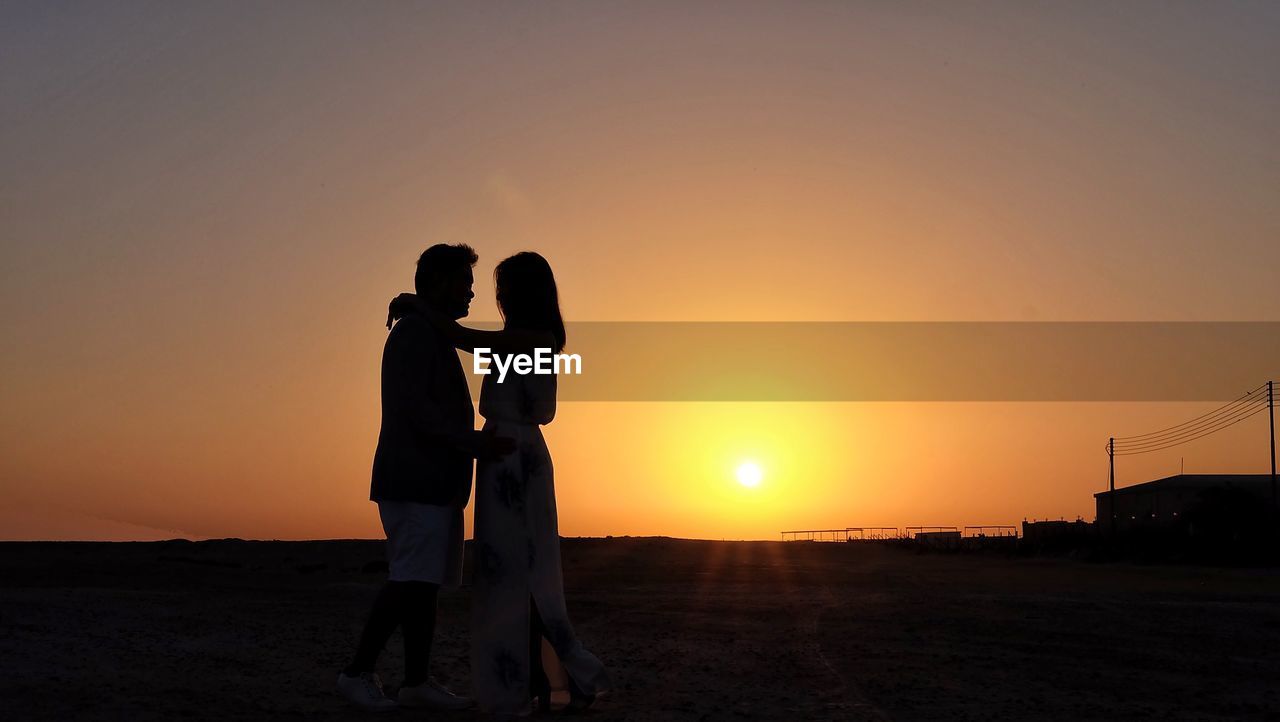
xmin=2 ymin=538 xmax=1279 ymax=721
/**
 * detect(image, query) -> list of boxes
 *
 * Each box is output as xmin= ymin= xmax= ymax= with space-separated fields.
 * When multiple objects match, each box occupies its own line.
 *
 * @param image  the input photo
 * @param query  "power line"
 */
xmin=1112 ymin=402 xmax=1269 ymax=451
xmin=1113 ymin=382 xmax=1268 ymax=442
xmin=1112 ymin=396 xmax=1269 ymax=451
xmin=1113 ymin=393 xmax=1267 ymax=446
xmin=1113 ymin=399 xmax=1268 ymax=452
xmin=1113 ymin=403 xmax=1270 ymax=456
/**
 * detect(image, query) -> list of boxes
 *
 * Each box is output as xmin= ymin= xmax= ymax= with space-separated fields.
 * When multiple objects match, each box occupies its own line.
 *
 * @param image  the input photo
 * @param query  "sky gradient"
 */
xmin=2 ymin=1 xmax=1278 ymax=540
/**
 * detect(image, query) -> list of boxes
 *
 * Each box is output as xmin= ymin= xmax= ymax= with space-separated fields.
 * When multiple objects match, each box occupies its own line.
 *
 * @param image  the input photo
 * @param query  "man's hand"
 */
xmin=472 ymin=428 xmax=516 ymax=460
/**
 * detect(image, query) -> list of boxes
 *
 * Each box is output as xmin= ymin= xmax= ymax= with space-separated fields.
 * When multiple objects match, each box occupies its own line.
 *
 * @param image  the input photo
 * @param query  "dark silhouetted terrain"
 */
xmin=3 ymin=538 xmax=1279 ymax=720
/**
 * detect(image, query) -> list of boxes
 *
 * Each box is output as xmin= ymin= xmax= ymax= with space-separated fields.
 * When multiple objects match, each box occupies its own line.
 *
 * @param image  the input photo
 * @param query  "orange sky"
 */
xmin=2 ymin=2 xmax=1278 ymax=540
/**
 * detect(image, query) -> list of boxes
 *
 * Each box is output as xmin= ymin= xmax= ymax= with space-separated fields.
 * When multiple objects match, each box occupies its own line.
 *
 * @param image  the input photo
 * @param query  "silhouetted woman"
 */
xmin=391 ymin=252 xmax=609 ymax=715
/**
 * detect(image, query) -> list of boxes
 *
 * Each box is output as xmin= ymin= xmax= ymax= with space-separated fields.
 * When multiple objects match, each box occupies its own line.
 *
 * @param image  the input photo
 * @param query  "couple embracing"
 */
xmin=337 ymin=244 xmax=609 ymax=715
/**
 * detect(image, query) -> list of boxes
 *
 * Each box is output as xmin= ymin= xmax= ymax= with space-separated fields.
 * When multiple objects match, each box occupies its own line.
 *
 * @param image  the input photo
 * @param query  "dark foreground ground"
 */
xmin=2 ymin=539 xmax=1280 ymax=721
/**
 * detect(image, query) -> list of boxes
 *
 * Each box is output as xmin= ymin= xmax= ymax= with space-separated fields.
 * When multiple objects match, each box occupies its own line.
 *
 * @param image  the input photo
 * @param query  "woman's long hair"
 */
xmin=494 ymin=252 xmax=566 ymax=353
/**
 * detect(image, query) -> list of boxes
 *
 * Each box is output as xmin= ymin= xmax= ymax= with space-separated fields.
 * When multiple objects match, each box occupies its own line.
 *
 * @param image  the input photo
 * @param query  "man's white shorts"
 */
xmin=377 ymin=500 xmax=464 ymax=587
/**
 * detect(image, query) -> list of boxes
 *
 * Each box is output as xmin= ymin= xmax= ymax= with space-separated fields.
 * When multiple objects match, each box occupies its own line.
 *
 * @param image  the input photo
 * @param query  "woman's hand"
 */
xmin=386 ymin=293 xmax=417 ymax=329
xmin=386 ymin=293 xmax=450 ymax=329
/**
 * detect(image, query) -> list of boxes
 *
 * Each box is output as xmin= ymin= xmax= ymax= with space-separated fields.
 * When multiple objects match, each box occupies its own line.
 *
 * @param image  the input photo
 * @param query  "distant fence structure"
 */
xmin=780 ymin=527 xmax=902 ymax=542
xmin=847 ymin=527 xmax=901 ymax=540
xmin=780 ymin=529 xmax=849 ymax=542
xmin=905 ymin=526 xmax=959 ymax=539
xmin=780 ymin=525 xmax=1021 ymax=543
xmin=963 ymin=525 xmax=1017 ymax=538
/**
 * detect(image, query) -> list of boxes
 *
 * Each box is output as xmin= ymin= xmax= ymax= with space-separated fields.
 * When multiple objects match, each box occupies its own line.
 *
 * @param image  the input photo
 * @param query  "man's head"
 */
xmin=414 ymin=243 xmax=477 ymax=319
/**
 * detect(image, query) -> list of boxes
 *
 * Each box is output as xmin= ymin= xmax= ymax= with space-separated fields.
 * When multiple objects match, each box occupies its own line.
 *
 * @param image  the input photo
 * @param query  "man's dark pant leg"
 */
xmin=399 ymin=581 xmax=439 ymax=687
xmin=346 ymin=580 xmax=440 ymax=682
xmin=346 ymin=581 xmax=405 ymax=677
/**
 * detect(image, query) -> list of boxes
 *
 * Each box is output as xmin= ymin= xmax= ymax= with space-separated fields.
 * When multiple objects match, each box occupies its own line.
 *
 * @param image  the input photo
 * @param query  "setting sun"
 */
xmin=736 ymin=461 xmax=764 ymax=488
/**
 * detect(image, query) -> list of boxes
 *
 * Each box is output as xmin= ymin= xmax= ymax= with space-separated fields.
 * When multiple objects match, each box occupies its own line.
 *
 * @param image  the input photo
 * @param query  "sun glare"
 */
xmin=736 ymin=460 xmax=764 ymax=488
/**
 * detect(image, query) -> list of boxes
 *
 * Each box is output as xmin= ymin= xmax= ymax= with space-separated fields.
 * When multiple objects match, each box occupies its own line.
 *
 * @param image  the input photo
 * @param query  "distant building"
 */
xmin=1095 ymin=474 xmax=1275 ymax=534
xmin=1021 ymin=519 xmax=1093 ymax=547
xmin=911 ymin=529 xmax=962 ymax=549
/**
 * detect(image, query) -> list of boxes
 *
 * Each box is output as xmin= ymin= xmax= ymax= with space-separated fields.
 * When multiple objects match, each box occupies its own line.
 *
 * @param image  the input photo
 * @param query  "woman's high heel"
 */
xmin=530 ymin=673 xmax=552 ymax=714
xmin=562 ymin=676 xmax=596 ymax=714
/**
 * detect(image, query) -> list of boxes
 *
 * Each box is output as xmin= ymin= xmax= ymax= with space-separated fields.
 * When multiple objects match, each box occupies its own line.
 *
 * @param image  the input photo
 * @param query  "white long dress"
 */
xmin=470 ymin=368 xmax=610 ymax=714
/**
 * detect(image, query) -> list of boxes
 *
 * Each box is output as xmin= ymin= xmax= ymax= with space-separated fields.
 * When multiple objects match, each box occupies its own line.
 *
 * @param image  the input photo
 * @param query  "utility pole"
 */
xmin=1269 ymin=380 xmax=1275 ymax=518
xmin=1108 ymin=437 xmax=1116 ymax=537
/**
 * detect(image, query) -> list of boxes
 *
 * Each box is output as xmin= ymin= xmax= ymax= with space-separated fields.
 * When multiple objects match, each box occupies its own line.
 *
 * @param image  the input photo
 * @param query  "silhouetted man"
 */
xmin=337 ymin=243 xmax=512 ymax=711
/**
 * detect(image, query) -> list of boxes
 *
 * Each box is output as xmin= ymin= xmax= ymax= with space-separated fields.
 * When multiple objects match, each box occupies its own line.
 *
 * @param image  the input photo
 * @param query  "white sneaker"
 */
xmin=397 ymin=677 xmax=474 ymax=710
xmin=336 ymin=671 xmax=397 ymax=712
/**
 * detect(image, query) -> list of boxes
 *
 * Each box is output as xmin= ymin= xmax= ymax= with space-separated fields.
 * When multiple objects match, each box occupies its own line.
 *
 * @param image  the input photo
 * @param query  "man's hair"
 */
xmin=414 ymin=243 xmax=478 ymax=295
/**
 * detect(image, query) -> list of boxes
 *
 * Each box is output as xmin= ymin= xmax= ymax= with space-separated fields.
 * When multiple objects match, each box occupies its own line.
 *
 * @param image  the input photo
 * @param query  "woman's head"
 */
xmin=494 ymin=252 xmax=565 ymax=353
